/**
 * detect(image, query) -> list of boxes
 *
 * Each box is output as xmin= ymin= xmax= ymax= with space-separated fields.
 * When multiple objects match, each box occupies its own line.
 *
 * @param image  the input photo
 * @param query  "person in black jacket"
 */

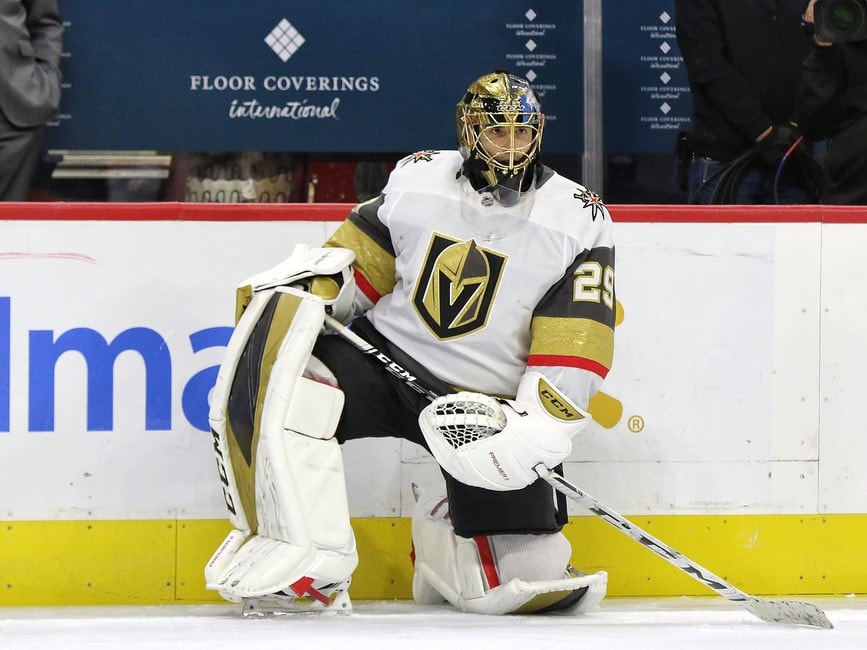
xmin=797 ymin=0 xmax=867 ymax=204
xmin=0 ymin=0 xmax=63 ymax=201
xmin=675 ymin=0 xmax=821 ymax=204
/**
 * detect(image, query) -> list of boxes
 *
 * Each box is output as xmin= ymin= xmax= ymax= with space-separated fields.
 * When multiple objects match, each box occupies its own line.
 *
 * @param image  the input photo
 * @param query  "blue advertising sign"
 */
xmin=602 ymin=2 xmax=692 ymax=153
xmin=47 ymin=2 xmax=583 ymax=154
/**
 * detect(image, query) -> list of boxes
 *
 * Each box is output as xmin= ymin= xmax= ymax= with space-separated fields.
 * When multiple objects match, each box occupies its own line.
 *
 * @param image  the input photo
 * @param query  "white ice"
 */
xmin=2 ymin=597 xmax=866 ymax=650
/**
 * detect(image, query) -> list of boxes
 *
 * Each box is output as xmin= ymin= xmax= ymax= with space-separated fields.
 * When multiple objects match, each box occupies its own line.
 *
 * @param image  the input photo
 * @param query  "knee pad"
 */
xmin=411 ymin=489 xmax=607 ymax=615
xmin=206 ymin=286 xmax=357 ymax=601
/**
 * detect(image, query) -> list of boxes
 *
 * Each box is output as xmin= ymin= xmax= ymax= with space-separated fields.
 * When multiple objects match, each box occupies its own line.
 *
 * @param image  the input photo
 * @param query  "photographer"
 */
xmin=798 ymin=0 xmax=867 ymax=203
xmin=675 ymin=0 xmax=821 ymax=204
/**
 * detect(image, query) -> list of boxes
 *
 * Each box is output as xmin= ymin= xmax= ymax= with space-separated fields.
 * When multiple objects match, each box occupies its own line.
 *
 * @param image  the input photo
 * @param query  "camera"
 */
xmin=814 ymin=0 xmax=867 ymax=42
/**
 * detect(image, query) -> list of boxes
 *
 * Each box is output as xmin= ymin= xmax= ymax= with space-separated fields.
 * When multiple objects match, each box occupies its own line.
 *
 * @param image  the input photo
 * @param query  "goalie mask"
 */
xmin=457 ymin=71 xmax=545 ymax=205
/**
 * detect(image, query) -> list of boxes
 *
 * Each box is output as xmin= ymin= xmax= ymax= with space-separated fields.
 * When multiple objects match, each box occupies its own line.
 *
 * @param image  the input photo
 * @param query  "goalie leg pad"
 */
xmin=235 ymin=244 xmax=357 ymax=323
xmin=206 ymin=286 xmax=358 ymax=605
xmin=411 ymin=489 xmax=607 ymax=615
xmin=204 ymin=529 xmax=251 ymax=603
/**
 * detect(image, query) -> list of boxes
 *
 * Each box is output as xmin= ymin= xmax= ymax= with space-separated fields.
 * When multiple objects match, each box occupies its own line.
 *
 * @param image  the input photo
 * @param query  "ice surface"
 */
xmin=2 ymin=597 xmax=866 ymax=649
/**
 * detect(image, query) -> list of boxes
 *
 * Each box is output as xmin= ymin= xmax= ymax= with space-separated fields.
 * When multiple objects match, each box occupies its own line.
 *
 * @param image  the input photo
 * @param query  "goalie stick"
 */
xmin=322 ymin=315 xmax=833 ymax=629
xmin=533 ymin=464 xmax=832 ymax=628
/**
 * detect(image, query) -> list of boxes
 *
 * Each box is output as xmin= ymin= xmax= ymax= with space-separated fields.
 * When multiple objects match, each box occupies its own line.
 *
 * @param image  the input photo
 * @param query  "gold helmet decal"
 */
xmin=413 ymin=233 xmax=507 ymax=339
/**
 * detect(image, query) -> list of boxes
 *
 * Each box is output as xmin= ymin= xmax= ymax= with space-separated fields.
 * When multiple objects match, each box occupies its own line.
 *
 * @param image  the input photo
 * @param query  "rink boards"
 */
xmin=1 ymin=202 xmax=866 ymax=604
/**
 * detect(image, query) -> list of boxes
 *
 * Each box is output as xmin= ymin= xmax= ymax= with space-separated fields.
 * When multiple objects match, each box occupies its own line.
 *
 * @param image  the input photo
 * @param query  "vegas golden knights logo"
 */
xmin=413 ymin=233 xmax=507 ymax=339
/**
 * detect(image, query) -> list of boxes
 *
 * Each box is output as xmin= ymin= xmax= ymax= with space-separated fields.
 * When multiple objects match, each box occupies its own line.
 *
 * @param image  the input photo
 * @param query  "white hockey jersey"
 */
xmin=325 ymin=150 xmax=615 ymax=407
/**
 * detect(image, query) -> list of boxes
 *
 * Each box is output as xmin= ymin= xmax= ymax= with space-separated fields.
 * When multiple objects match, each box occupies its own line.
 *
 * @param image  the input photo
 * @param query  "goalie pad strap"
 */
xmin=473 ymin=535 xmax=500 ymax=590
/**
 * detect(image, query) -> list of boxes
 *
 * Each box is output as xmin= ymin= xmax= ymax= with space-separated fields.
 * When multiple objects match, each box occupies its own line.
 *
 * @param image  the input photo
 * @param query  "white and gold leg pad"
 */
xmin=411 ymin=489 xmax=607 ymax=615
xmin=206 ymin=287 xmax=357 ymax=612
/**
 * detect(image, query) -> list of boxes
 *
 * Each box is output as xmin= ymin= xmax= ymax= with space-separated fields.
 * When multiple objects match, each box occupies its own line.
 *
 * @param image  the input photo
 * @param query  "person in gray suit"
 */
xmin=0 ymin=0 xmax=62 ymax=201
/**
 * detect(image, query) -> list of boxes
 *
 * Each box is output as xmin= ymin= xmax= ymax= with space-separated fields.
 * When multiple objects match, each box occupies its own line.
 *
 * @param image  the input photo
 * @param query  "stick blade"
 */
xmin=741 ymin=598 xmax=833 ymax=629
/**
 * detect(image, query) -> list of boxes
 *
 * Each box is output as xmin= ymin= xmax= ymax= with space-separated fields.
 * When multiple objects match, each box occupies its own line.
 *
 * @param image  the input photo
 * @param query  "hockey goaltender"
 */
xmin=204 ymin=70 xmax=616 ymax=617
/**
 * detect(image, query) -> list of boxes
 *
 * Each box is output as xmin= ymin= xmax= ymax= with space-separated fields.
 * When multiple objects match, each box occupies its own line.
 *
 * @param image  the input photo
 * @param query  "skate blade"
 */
xmin=242 ymin=589 xmax=352 ymax=617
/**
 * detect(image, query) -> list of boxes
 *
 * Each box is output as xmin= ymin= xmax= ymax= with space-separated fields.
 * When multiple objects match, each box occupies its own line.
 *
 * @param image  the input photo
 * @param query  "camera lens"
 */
xmin=830 ymin=0 xmax=860 ymax=29
xmin=815 ymin=0 xmax=867 ymax=41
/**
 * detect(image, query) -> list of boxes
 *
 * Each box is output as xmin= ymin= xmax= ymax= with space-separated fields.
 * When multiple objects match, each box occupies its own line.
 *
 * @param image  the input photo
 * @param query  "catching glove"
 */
xmin=419 ymin=372 xmax=591 ymax=491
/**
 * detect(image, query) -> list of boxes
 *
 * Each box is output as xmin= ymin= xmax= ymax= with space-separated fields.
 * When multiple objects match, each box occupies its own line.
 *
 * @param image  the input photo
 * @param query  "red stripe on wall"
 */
xmin=0 ymin=202 xmax=349 ymax=222
xmin=608 ymin=204 xmax=867 ymax=223
xmin=1 ymin=202 xmax=867 ymax=223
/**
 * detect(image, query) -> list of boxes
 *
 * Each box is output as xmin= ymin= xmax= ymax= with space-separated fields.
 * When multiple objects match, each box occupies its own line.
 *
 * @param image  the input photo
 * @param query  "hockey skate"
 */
xmin=241 ymin=577 xmax=352 ymax=617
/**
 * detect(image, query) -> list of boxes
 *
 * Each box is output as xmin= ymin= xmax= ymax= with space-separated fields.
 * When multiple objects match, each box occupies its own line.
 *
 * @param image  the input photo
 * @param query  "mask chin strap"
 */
xmin=460 ymin=158 xmax=538 ymax=207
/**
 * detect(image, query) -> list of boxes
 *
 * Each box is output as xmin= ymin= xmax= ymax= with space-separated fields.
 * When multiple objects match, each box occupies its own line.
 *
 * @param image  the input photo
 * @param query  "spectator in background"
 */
xmin=675 ymin=0 xmax=822 ymax=204
xmin=0 ymin=0 xmax=63 ymax=201
xmin=797 ymin=0 xmax=867 ymax=204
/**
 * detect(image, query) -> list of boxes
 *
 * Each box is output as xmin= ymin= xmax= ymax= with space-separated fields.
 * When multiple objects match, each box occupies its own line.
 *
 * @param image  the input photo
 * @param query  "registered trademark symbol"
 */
xmin=627 ymin=415 xmax=645 ymax=433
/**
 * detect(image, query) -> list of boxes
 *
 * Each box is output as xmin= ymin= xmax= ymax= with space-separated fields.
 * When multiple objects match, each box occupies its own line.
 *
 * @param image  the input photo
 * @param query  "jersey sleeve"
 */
xmin=526 ymin=235 xmax=615 ymax=409
xmin=324 ymin=195 xmax=397 ymax=304
xmin=528 ymin=235 xmax=615 ymax=380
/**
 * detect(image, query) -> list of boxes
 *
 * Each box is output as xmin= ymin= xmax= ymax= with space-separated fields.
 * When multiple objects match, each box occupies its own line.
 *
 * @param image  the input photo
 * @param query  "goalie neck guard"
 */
xmin=456 ymin=70 xmax=545 ymax=206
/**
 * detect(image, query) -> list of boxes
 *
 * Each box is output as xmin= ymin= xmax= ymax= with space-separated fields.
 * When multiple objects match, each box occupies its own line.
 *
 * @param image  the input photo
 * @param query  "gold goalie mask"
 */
xmin=457 ymin=71 xmax=545 ymax=204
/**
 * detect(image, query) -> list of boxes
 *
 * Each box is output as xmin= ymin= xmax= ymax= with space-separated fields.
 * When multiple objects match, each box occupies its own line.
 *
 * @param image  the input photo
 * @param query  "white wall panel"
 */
xmin=818 ymin=225 xmax=867 ymax=513
xmin=0 ymin=216 xmax=862 ymax=519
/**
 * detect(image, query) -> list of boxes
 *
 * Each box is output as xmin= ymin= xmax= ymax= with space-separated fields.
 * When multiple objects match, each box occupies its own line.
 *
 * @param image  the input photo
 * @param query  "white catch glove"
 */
xmin=419 ymin=372 xmax=591 ymax=491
